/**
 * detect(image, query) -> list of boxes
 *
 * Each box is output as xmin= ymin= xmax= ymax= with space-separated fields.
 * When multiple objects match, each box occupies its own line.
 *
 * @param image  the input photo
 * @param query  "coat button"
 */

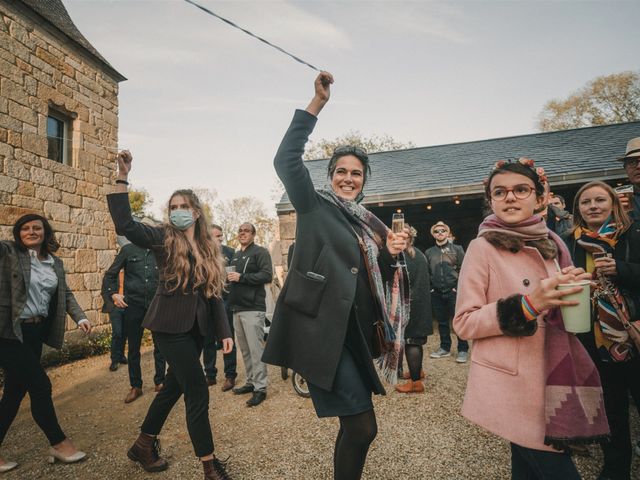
xmin=351 ymin=267 xmax=359 ymax=275
xmin=523 ymin=279 xmax=530 ymax=286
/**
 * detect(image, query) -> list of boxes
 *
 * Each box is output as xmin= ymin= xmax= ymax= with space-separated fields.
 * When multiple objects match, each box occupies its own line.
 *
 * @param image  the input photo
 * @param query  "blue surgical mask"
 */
xmin=169 ymin=210 xmax=195 ymax=231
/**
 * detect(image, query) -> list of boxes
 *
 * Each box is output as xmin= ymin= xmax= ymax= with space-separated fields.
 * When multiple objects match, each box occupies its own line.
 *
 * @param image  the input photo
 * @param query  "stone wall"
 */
xmin=277 ymin=211 xmax=296 ymax=271
xmin=0 ymin=1 xmax=121 ymax=330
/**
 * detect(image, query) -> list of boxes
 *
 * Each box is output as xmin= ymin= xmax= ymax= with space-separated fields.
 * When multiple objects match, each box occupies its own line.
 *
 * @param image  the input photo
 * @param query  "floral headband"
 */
xmin=484 ymin=157 xmax=548 ymax=186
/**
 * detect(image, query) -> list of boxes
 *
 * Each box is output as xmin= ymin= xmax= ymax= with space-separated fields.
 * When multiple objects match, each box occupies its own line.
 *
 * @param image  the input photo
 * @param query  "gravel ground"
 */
xmin=1 ymin=336 xmax=638 ymax=480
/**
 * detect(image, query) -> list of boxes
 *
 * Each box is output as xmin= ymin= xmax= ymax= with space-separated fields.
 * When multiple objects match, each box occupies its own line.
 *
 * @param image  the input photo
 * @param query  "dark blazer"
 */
xmin=0 ymin=241 xmax=86 ymax=349
xmin=262 ymin=109 xmax=395 ymax=391
xmin=404 ymin=248 xmax=433 ymax=338
xmin=107 ymin=193 xmax=231 ymax=341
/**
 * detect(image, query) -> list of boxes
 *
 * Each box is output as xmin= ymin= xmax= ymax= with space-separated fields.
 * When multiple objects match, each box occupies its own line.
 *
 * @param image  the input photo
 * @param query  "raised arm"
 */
xmin=273 ymin=72 xmax=334 ymax=215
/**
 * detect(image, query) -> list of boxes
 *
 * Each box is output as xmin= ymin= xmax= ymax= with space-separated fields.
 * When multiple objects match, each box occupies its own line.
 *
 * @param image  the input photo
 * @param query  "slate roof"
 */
xmin=277 ymin=121 xmax=639 ymax=212
xmin=18 ymin=0 xmax=126 ymax=81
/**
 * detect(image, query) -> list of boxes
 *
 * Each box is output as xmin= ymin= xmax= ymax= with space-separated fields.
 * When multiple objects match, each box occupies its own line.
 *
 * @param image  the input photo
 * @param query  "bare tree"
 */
xmin=212 ymin=196 xmax=278 ymax=248
xmin=538 ymin=71 xmax=640 ymax=131
xmin=303 ymin=130 xmax=415 ymax=160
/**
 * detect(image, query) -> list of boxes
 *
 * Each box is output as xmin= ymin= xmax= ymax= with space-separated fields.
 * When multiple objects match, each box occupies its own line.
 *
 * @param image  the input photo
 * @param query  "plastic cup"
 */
xmin=557 ymin=280 xmax=592 ymax=333
xmin=614 ymin=185 xmax=634 ymax=213
xmin=225 ymin=266 xmax=236 ymax=273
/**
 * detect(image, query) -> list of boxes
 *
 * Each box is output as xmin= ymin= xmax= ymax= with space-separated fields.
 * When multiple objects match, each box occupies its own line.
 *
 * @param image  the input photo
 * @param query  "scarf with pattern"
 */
xmin=479 ymin=214 xmax=609 ymax=448
xmin=317 ymin=188 xmax=410 ymax=384
xmin=575 ymin=221 xmax=636 ymax=362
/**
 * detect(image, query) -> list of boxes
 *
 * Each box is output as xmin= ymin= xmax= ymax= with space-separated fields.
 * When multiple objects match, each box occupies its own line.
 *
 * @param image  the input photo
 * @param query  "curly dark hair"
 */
xmin=13 ymin=213 xmax=60 ymax=256
xmin=326 ymin=145 xmax=371 ymax=187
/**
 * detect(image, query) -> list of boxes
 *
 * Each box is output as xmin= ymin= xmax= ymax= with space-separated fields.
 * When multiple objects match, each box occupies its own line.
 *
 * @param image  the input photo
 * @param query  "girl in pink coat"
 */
xmin=453 ymin=159 xmax=609 ymax=479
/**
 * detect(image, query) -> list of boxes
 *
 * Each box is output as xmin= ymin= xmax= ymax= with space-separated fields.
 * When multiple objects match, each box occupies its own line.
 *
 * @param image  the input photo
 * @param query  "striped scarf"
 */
xmin=575 ymin=221 xmax=636 ymax=362
xmin=317 ymin=188 xmax=410 ymax=384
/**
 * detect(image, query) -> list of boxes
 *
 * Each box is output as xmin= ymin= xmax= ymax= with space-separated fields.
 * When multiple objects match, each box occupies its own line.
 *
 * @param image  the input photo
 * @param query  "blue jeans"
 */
xmin=510 ymin=443 xmax=579 ymax=480
xmin=431 ymin=290 xmax=468 ymax=352
xmin=202 ymin=307 xmax=237 ymax=380
xmin=110 ymin=308 xmax=126 ymax=362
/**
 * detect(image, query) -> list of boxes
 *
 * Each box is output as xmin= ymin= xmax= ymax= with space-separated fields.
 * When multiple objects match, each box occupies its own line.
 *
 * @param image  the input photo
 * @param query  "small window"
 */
xmin=47 ymin=110 xmax=72 ymax=165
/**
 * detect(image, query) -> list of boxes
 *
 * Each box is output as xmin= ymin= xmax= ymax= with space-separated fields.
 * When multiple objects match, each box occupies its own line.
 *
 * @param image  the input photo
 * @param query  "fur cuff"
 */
xmin=497 ymin=294 xmax=538 ymax=337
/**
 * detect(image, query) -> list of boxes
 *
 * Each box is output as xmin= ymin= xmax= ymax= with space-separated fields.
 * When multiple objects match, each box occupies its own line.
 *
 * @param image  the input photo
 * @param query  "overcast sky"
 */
xmin=65 ymin=0 xmax=640 ymax=218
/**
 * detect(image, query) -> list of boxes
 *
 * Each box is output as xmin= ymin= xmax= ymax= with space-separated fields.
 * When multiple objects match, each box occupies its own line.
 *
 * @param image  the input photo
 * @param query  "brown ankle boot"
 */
xmin=395 ymin=380 xmax=425 ymax=394
xmin=203 ymin=457 xmax=232 ymax=480
xmin=127 ymin=433 xmax=168 ymax=472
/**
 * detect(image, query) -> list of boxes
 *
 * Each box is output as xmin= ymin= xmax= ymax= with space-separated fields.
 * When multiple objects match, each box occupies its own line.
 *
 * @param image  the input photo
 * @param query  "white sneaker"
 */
xmin=430 ymin=348 xmax=451 ymax=359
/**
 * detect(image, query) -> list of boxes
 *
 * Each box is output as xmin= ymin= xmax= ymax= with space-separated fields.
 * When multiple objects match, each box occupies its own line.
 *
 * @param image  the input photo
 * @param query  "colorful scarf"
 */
xmin=575 ymin=221 xmax=636 ymax=362
xmin=479 ymin=214 xmax=609 ymax=449
xmin=317 ymin=188 xmax=410 ymax=384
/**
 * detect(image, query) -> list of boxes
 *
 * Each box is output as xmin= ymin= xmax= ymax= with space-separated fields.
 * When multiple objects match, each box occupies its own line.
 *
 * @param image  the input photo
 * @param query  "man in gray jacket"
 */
xmin=227 ymin=222 xmax=273 ymax=407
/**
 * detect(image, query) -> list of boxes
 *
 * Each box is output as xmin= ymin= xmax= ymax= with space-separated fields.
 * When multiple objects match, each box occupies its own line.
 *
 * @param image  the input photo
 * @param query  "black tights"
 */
xmin=333 ymin=409 xmax=377 ymax=480
xmin=405 ymin=344 xmax=423 ymax=381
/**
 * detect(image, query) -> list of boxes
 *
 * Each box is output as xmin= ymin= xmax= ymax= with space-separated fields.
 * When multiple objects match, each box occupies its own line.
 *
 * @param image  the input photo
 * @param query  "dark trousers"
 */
xmin=431 ymin=290 xmax=468 ymax=352
xmin=202 ymin=307 xmax=237 ymax=380
xmin=596 ymin=355 xmax=640 ymax=480
xmin=110 ymin=308 xmax=126 ymax=362
xmin=124 ymin=304 xmax=166 ymax=388
xmin=141 ymin=326 xmax=214 ymax=457
xmin=0 ymin=323 xmax=66 ymax=447
xmin=510 ymin=443 xmax=579 ymax=480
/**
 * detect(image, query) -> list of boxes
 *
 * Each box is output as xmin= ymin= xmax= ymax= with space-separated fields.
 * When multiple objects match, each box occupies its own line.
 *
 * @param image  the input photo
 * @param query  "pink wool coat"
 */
xmin=453 ymin=235 xmax=563 ymax=452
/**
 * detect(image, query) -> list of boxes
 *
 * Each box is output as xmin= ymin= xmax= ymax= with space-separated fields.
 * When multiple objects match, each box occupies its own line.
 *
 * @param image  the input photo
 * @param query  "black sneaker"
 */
xmin=119 ymin=357 xmax=128 ymax=365
xmin=109 ymin=361 xmax=119 ymax=372
xmin=246 ymin=391 xmax=266 ymax=407
xmin=232 ymin=384 xmax=254 ymax=395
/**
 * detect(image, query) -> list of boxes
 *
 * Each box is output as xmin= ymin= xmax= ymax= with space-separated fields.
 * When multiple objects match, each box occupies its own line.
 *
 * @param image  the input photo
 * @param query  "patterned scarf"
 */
xmin=575 ymin=221 xmax=636 ymax=362
xmin=479 ymin=214 xmax=609 ymax=448
xmin=317 ymin=188 xmax=410 ymax=384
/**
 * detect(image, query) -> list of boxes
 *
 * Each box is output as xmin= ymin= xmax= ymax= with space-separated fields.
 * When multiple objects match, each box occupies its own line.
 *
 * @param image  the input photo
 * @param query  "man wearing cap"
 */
xmin=425 ymin=221 xmax=469 ymax=363
xmin=618 ymin=137 xmax=640 ymax=220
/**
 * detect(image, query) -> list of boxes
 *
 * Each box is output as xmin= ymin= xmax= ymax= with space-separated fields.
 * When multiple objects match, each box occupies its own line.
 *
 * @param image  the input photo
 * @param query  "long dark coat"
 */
xmin=262 ymin=109 xmax=395 ymax=391
xmin=0 ymin=241 xmax=86 ymax=349
xmin=404 ymin=248 xmax=433 ymax=338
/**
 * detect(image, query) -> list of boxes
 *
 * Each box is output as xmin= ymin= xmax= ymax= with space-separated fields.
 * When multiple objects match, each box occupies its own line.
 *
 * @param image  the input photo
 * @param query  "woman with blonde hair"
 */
xmin=108 ymin=151 xmax=234 ymax=480
xmin=565 ymin=180 xmax=640 ymax=480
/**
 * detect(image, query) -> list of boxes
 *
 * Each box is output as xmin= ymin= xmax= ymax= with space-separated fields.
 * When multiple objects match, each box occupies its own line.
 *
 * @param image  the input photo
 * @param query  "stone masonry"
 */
xmin=0 ymin=0 xmax=126 ymax=331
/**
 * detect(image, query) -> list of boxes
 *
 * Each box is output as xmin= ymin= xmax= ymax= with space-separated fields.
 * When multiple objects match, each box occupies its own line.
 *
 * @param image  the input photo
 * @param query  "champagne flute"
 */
xmin=391 ymin=213 xmax=405 ymax=268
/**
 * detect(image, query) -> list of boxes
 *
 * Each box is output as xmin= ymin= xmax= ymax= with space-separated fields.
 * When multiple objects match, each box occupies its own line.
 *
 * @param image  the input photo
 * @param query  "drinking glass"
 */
xmin=391 ymin=213 xmax=405 ymax=268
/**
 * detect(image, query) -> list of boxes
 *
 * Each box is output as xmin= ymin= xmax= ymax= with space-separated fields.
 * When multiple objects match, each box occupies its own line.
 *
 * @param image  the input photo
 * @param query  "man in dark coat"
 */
xmin=617 ymin=137 xmax=640 ymax=221
xmin=201 ymin=224 xmax=237 ymax=392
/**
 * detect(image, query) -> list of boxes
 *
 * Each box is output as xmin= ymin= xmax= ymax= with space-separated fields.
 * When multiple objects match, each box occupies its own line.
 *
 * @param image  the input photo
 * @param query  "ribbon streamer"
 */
xmin=184 ymin=0 xmax=320 ymax=72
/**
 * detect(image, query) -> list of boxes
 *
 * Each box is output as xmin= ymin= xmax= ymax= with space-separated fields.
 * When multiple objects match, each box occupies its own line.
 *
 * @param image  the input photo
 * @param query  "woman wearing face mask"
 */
xmin=0 ymin=214 xmax=91 ymax=472
xmin=453 ymin=159 xmax=609 ymax=479
xmin=108 ymin=151 xmax=234 ymax=480
xmin=263 ymin=72 xmax=410 ymax=480
xmin=564 ymin=181 xmax=640 ymax=480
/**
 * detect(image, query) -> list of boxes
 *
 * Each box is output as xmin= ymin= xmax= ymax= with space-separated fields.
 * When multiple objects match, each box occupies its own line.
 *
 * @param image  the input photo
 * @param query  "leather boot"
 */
xmin=401 ymin=369 xmax=425 ymax=380
xmin=124 ymin=387 xmax=143 ymax=404
xmin=395 ymin=380 xmax=425 ymax=394
xmin=127 ymin=433 xmax=168 ymax=472
xmin=203 ymin=457 xmax=232 ymax=480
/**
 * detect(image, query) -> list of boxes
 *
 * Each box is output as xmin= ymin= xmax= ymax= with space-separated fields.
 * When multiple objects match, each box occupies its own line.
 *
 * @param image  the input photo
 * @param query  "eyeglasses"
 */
xmin=333 ymin=145 xmax=368 ymax=157
xmin=490 ymin=184 xmax=535 ymax=201
xmin=238 ymin=228 xmax=253 ymax=233
xmin=433 ymin=229 xmax=447 ymax=234
xmin=624 ymin=158 xmax=640 ymax=169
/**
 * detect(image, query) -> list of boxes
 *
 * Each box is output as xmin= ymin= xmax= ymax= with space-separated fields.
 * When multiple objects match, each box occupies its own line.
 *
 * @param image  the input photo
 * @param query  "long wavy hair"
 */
xmin=163 ymin=189 xmax=225 ymax=299
xmin=572 ymin=181 xmax=631 ymax=238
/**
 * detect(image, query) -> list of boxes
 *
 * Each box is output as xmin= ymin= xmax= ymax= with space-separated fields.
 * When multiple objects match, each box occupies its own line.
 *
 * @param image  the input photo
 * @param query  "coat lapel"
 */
xmin=17 ymin=250 xmax=31 ymax=292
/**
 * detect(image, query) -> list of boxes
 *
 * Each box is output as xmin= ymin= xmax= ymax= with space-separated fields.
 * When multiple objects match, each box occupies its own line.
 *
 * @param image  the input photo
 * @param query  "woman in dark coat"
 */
xmin=262 ymin=72 xmax=410 ymax=480
xmin=109 ymin=152 xmax=233 ymax=480
xmin=396 ymin=225 xmax=432 ymax=394
xmin=0 ymin=214 xmax=91 ymax=472
xmin=564 ymin=180 xmax=640 ymax=480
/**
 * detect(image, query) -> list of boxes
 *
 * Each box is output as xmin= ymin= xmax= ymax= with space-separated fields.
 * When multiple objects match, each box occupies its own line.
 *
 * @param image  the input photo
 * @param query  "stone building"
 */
xmin=277 ymin=121 xmax=636 ymax=260
xmin=0 ymin=0 xmax=126 ymax=331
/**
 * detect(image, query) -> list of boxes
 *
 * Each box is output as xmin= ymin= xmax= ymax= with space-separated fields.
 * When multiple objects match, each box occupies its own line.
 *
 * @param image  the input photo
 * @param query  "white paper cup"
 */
xmin=557 ymin=280 xmax=592 ymax=333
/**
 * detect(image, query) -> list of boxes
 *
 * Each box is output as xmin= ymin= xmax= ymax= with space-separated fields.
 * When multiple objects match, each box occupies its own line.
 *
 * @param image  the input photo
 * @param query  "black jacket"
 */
xmin=425 ymin=241 xmax=465 ymax=291
xmin=404 ymin=249 xmax=433 ymax=338
xmin=101 ymin=243 xmax=159 ymax=312
xmin=227 ymin=243 xmax=272 ymax=312
xmin=107 ymin=193 xmax=231 ymax=341
xmin=262 ymin=109 xmax=396 ymax=391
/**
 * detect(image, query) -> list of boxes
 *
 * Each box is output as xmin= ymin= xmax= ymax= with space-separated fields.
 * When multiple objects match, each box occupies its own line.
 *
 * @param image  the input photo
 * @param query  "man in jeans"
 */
xmin=227 ymin=222 xmax=273 ymax=407
xmin=425 ymin=221 xmax=469 ymax=363
xmin=101 ymin=223 xmax=167 ymax=403
xmin=201 ymin=224 xmax=238 ymax=392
